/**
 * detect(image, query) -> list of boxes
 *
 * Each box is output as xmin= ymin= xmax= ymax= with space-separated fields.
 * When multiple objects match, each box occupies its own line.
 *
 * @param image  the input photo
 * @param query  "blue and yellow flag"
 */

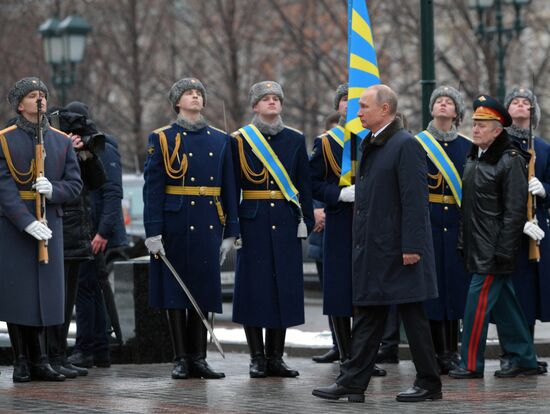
xmin=340 ymin=0 xmax=380 ymax=186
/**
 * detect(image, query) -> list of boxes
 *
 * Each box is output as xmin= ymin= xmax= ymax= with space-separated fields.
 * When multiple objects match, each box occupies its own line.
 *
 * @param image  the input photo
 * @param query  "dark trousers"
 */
xmin=337 ymin=302 xmax=441 ymax=391
xmin=379 ymin=305 xmax=400 ymax=354
xmin=74 ymin=254 xmax=109 ymax=355
xmin=47 ymin=261 xmax=81 ymax=360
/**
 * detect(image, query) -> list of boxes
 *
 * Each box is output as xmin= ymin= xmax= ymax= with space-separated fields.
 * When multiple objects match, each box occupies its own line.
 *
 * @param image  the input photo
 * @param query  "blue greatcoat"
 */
xmin=0 ymin=124 xmax=82 ymax=326
xmin=143 ymin=123 xmax=239 ymax=314
xmin=309 ymin=134 xmax=353 ymax=317
xmin=509 ymin=133 xmax=550 ymax=324
xmin=231 ymin=126 xmax=314 ymax=329
xmin=422 ymin=134 xmax=472 ymax=320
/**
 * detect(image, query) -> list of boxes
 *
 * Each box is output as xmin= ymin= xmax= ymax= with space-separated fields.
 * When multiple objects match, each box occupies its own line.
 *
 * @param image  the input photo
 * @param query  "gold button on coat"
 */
xmin=209 ymin=152 xmax=213 ymax=157
xmin=190 ymin=226 xmax=195 ymax=230
xmin=272 ymin=225 xmax=276 ymax=230
xmin=190 ymin=177 xmax=195 ymax=182
xmin=191 ymin=201 xmax=195 ymax=206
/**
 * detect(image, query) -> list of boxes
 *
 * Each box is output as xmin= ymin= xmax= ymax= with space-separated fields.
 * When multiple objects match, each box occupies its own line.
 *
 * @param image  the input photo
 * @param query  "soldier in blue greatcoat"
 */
xmin=0 ymin=77 xmax=82 ymax=383
xmin=231 ymin=81 xmax=314 ymax=378
xmin=309 ymin=84 xmax=386 ymax=377
xmin=419 ymin=86 xmax=472 ymax=374
xmin=143 ymin=78 xmax=239 ymax=380
xmin=501 ymin=87 xmax=550 ymax=371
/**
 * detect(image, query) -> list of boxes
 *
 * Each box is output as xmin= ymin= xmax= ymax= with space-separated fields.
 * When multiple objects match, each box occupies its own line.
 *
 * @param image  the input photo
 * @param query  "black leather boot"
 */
xmin=7 ymin=323 xmax=31 ymax=383
xmin=331 ymin=316 xmax=351 ymax=362
xmin=47 ymin=324 xmax=78 ymax=378
xmin=187 ymin=310 xmax=225 ymax=379
xmin=167 ymin=309 xmax=189 ymax=379
xmin=244 ymin=326 xmax=267 ymax=378
xmin=266 ymin=328 xmax=299 ymax=377
xmin=26 ymin=327 xmax=65 ymax=382
xmin=312 ymin=348 xmax=340 ymax=363
xmin=430 ymin=320 xmax=454 ymax=375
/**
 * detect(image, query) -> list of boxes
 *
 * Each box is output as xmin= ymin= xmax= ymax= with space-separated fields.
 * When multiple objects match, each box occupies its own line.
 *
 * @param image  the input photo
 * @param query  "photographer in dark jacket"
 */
xmin=46 ymin=103 xmax=107 ymax=378
xmin=449 ymin=95 xmax=539 ymax=379
xmin=66 ymin=101 xmax=127 ymax=369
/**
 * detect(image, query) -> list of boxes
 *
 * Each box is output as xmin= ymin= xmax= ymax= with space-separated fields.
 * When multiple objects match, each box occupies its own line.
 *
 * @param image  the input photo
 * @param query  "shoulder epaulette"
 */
xmin=285 ymin=125 xmax=303 ymax=135
xmin=50 ymin=126 xmax=70 ymax=138
xmin=208 ymin=125 xmax=227 ymax=134
xmin=0 ymin=125 xmax=17 ymax=136
xmin=153 ymin=124 xmax=171 ymax=134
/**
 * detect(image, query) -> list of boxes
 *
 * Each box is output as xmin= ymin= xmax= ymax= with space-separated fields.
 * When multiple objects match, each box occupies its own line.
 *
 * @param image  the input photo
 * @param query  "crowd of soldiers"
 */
xmin=0 ymin=74 xmax=547 ymax=403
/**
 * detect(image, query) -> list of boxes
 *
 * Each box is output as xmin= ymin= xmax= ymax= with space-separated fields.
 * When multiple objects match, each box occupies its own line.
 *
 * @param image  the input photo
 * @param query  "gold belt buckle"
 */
xmin=270 ymin=190 xmax=277 ymax=199
xmin=199 ymin=186 xmax=206 ymax=196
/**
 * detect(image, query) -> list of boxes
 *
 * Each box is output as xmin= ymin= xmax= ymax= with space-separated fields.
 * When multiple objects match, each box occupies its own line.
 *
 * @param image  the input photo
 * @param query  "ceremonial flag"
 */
xmin=340 ymin=0 xmax=380 ymax=186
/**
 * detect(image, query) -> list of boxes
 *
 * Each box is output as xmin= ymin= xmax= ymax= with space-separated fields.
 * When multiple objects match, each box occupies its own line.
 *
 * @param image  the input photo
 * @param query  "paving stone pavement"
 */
xmin=0 ymin=354 xmax=548 ymax=413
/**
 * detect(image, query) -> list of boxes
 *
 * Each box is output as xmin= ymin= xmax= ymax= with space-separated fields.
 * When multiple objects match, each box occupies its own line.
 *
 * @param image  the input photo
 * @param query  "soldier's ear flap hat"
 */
xmin=504 ymin=86 xmax=541 ymax=129
xmin=333 ymin=83 xmax=349 ymax=110
xmin=249 ymin=81 xmax=284 ymax=108
xmin=168 ymin=78 xmax=207 ymax=113
xmin=472 ymin=94 xmax=512 ymax=127
xmin=8 ymin=77 xmax=49 ymax=113
xmin=429 ymin=85 xmax=465 ymax=126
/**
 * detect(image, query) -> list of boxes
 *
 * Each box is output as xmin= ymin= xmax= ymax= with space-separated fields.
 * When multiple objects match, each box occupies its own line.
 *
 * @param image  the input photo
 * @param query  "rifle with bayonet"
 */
xmin=35 ymin=94 xmax=49 ymax=264
xmin=527 ymin=82 xmax=540 ymax=262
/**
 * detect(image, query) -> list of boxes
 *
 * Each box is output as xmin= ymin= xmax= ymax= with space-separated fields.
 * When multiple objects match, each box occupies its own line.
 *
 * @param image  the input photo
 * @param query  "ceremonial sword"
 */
xmin=157 ymin=253 xmax=225 ymax=358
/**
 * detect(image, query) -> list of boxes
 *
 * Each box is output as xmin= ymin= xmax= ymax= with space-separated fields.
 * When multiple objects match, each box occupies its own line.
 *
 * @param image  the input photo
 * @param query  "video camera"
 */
xmin=48 ymin=109 xmax=106 ymax=153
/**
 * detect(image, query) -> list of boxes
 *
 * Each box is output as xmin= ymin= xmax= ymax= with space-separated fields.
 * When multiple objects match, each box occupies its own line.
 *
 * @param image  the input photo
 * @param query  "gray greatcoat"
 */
xmin=352 ymin=118 xmax=438 ymax=305
xmin=0 ymin=123 xmax=82 ymax=326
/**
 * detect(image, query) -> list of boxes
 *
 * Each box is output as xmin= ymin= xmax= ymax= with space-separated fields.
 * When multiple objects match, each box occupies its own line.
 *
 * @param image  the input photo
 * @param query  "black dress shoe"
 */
xmin=372 ymin=364 xmax=387 ymax=377
xmin=249 ymin=356 xmax=267 ymax=378
xmin=64 ymin=362 xmax=88 ymax=376
xmin=376 ymin=350 xmax=399 ymax=364
xmin=171 ymin=358 xmax=189 ymax=379
xmin=188 ymin=358 xmax=225 ymax=379
xmin=448 ymin=367 xmax=483 ymax=379
xmin=312 ymin=348 xmax=340 ymax=363
xmin=12 ymin=359 xmax=31 ymax=383
xmin=494 ymin=365 xmax=540 ymax=378
xmin=312 ymin=383 xmax=365 ymax=403
xmin=396 ymin=386 xmax=442 ymax=402
xmin=67 ymin=352 xmax=94 ymax=368
xmin=31 ymin=364 xmax=66 ymax=382
xmin=51 ymin=363 xmax=78 ymax=379
xmin=267 ymin=358 xmax=299 ymax=377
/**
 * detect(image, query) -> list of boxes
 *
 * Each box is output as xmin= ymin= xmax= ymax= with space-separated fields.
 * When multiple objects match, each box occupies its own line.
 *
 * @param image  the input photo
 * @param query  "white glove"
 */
xmin=220 ymin=237 xmax=236 ymax=265
xmin=524 ymin=221 xmax=545 ymax=242
xmin=145 ymin=234 xmax=165 ymax=255
xmin=529 ymin=177 xmax=546 ymax=198
xmin=33 ymin=176 xmax=53 ymax=200
xmin=24 ymin=220 xmax=52 ymax=241
xmin=338 ymin=185 xmax=355 ymax=203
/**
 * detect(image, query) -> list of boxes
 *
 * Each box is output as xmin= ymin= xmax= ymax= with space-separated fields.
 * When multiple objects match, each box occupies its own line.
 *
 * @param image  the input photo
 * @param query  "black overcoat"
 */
xmin=352 ymin=118 xmax=438 ymax=305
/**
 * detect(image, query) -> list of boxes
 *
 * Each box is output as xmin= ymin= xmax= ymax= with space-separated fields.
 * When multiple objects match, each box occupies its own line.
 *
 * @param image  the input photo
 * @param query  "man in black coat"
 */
xmin=313 ymin=84 xmax=441 ymax=403
xmin=449 ymin=95 xmax=539 ymax=379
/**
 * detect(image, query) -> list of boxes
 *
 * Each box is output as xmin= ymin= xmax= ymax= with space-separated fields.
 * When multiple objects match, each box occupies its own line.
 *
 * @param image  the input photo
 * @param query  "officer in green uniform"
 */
xmin=449 ymin=95 xmax=540 ymax=379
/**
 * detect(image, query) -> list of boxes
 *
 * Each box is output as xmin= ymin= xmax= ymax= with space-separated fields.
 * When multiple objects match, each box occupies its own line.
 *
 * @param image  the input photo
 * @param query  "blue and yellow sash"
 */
xmin=415 ymin=130 xmax=462 ymax=207
xmin=238 ymin=124 xmax=301 ymax=209
xmin=326 ymin=126 xmax=345 ymax=148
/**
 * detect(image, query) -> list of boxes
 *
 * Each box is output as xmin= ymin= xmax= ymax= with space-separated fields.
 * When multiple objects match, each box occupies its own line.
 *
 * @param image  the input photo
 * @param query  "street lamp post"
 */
xmin=39 ymin=15 xmax=91 ymax=106
xmin=469 ymin=0 xmax=531 ymax=102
